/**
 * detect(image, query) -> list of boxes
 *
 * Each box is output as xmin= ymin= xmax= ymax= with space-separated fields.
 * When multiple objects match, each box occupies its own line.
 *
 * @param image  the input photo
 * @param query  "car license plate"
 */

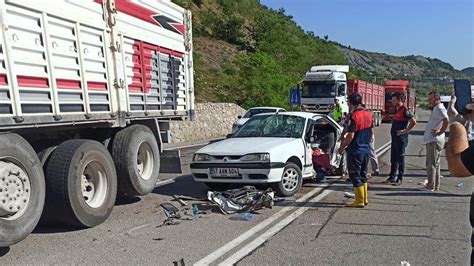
xmin=209 ymin=168 xmax=239 ymax=177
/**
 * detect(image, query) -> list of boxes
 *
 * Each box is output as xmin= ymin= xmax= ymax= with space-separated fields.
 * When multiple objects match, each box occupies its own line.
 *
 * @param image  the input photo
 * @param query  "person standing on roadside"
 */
xmin=422 ymin=91 xmax=448 ymax=191
xmin=332 ymin=98 xmax=343 ymax=123
xmin=338 ymin=93 xmax=373 ymax=207
xmin=387 ymin=92 xmax=417 ymax=185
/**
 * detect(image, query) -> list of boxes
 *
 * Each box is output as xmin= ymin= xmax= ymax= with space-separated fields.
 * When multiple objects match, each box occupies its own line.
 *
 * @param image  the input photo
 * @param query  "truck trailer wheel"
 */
xmin=0 ymin=134 xmax=45 ymax=247
xmin=112 ymin=125 xmax=160 ymax=197
xmin=42 ymin=140 xmax=117 ymax=227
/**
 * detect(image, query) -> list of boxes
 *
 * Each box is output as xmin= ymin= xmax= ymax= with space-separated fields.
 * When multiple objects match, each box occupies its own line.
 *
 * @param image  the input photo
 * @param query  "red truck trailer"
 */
xmin=382 ymin=80 xmax=416 ymax=122
xmin=347 ymin=80 xmax=385 ymax=126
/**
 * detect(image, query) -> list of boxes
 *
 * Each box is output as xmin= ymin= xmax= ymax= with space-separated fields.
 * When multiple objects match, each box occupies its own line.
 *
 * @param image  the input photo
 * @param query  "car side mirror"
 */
xmin=237 ymin=116 xmax=242 ymax=119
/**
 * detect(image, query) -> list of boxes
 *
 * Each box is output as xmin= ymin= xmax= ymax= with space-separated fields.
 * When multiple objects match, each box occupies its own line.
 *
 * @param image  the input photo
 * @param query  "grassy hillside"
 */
xmin=173 ymin=0 xmax=472 ymax=108
xmin=173 ymin=0 xmax=347 ymax=109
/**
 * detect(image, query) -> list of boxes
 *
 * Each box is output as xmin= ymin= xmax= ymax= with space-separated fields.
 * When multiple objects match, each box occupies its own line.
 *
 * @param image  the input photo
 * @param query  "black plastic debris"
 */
xmin=207 ymin=186 xmax=274 ymax=214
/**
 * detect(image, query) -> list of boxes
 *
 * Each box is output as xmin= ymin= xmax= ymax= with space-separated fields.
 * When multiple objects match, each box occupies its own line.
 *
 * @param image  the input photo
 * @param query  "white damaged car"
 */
xmin=191 ymin=112 xmax=345 ymax=196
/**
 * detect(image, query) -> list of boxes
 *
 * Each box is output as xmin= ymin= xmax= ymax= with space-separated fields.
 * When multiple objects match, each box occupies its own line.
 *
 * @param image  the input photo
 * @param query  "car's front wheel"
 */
xmin=272 ymin=163 xmax=302 ymax=197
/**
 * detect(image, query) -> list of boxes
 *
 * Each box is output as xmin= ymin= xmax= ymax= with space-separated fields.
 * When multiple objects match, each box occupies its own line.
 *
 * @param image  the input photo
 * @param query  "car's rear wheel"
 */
xmin=272 ymin=163 xmax=302 ymax=197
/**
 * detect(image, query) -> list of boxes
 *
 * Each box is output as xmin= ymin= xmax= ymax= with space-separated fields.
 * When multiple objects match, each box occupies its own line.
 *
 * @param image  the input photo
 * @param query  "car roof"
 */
xmin=255 ymin=111 xmax=323 ymax=120
xmin=248 ymin=106 xmax=285 ymax=111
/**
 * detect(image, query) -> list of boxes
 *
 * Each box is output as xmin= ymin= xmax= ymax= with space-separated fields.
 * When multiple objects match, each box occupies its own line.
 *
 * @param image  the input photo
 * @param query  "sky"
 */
xmin=260 ymin=0 xmax=474 ymax=70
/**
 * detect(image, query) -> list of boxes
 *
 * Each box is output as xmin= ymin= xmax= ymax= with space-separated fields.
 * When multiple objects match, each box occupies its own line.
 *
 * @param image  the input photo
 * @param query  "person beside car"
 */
xmin=338 ymin=93 xmax=373 ymax=208
xmin=332 ymin=98 xmax=343 ymax=123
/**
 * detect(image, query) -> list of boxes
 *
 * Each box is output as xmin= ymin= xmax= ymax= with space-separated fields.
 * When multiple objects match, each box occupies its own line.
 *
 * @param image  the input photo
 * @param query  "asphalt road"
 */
xmin=1 ymin=110 xmax=471 ymax=265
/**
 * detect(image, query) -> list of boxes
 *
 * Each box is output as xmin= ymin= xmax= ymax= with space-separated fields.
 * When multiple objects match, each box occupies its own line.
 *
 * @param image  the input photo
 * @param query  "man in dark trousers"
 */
xmin=338 ymin=93 xmax=373 ymax=207
xmin=387 ymin=92 xmax=417 ymax=185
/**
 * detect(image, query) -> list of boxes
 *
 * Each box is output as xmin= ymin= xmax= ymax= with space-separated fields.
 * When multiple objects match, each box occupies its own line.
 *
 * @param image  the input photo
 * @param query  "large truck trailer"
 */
xmin=347 ymin=80 xmax=385 ymax=126
xmin=0 ymin=0 xmax=194 ymax=246
xmin=382 ymin=80 xmax=416 ymax=122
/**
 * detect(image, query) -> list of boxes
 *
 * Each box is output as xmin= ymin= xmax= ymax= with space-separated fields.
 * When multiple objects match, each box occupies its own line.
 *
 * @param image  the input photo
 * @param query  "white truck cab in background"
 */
xmin=300 ymin=65 xmax=349 ymax=115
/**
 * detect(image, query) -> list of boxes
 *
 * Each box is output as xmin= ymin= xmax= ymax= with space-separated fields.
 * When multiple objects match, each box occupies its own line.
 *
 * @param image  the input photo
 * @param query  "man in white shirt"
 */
xmin=423 ymin=91 xmax=449 ymax=191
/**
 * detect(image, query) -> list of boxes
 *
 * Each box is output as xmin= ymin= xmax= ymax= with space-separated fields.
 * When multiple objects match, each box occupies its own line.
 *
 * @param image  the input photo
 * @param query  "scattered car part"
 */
xmin=207 ymin=186 xmax=274 ymax=214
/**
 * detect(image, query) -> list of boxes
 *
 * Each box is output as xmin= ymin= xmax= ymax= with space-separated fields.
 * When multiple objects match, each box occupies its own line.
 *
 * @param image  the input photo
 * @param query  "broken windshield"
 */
xmin=233 ymin=114 xmax=306 ymax=138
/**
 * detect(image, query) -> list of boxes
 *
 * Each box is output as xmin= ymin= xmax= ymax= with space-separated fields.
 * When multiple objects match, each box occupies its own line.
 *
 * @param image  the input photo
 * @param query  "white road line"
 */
xmin=375 ymin=141 xmax=391 ymax=155
xmin=124 ymin=223 xmax=154 ymax=236
xmin=219 ymin=189 xmax=333 ymax=265
xmin=193 ymin=183 xmax=330 ymax=266
xmin=195 ymin=140 xmax=392 ymax=265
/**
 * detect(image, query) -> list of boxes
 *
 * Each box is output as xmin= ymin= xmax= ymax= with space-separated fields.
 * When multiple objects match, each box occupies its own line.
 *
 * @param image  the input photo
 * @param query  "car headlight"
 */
xmin=240 ymin=153 xmax=270 ymax=162
xmin=193 ymin=153 xmax=212 ymax=161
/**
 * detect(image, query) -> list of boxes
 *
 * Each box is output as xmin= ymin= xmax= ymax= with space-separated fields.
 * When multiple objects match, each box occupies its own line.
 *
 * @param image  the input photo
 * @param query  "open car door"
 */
xmin=310 ymin=115 xmax=343 ymax=169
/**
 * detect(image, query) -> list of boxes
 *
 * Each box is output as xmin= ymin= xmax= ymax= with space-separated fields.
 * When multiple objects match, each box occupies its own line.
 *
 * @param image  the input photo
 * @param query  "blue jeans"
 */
xmin=347 ymin=151 xmax=369 ymax=188
xmin=389 ymin=135 xmax=408 ymax=180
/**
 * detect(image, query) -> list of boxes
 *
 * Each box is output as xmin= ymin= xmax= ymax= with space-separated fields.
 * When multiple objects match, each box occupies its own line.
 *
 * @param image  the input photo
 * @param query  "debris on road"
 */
xmin=401 ymin=261 xmax=411 ymax=266
xmin=207 ymin=186 xmax=274 ymax=214
xmin=172 ymin=195 xmax=188 ymax=206
xmin=172 ymin=258 xmax=185 ymax=266
xmin=344 ymin=192 xmax=355 ymax=199
xmin=192 ymin=204 xmax=200 ymax=220
xmin=152 ymin=237 xmax=164 ymax=241
xmin=457 ymin=181 xmax=464 ymax=188
xmin=229 ymin=212 xmax=254 ymax=222
xmin=160 ymin=203 xmax=181 ymax=220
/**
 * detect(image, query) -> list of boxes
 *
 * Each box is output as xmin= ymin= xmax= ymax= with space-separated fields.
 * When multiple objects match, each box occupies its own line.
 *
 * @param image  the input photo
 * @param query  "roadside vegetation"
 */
xmin=173 ymin=0 xmax=472 ymax=109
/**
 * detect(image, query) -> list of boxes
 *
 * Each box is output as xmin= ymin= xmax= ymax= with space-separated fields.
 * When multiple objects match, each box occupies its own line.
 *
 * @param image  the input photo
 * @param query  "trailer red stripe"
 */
xmin=56 ymin=79 xmax=81 ymax=90
xmin=17 ymin=76 xmax=49 ymax=88
xmin=87 ymin=81 xmax=108 ymax=91
xmin=0 ymin=74 xmax=7 ymax=85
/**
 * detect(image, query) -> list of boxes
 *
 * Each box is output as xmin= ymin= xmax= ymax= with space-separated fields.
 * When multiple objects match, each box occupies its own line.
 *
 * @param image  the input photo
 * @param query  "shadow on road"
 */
xmin=336 ymin=222 xmax=430 ymax=228
xmin=375 ymin=192 xmax=470 ymax=198
xmin=32 ymin=225 xmax=82 ymax=234
xmin=0 ymin=247 xmax=10 ymax=257
xmin=115 ymin=196 xmax=142 ymax=206
xmin=152 ymin=175 xmax=209 ymax=199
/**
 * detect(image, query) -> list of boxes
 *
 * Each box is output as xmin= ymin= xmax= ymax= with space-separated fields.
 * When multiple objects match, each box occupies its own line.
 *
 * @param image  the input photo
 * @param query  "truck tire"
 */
xmin=272 ymin=163 xmax=302 ymax=197
xmin=112 ymin=125 xmax=160 ymax=197
xmin=0 ymin=134 xmax=45 ymax=247
xmin=42 ymin=140 xmax=117 ymax=227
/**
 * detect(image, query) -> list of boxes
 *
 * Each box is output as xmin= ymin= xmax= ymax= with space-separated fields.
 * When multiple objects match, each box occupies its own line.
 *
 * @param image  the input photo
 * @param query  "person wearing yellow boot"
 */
xmin=338 ymin=93 xmax=373 ymax=207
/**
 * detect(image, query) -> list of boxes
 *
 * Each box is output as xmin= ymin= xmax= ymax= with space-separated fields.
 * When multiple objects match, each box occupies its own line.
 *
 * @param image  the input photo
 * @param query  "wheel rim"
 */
xmin=282 ymin=168 xmax=299 ymax=192
xmin=81 ymin=160 xmax=108 ymax=208
xmin=136 ymin=142 xmax=154 ymax=181
xmin=0 ymin=160 xmax=31 ymax=220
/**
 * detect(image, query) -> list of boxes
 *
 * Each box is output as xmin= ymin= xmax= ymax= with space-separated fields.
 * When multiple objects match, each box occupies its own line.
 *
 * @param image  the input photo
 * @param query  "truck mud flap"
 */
xmin=159 ymin=150 xmax=182 ymax=174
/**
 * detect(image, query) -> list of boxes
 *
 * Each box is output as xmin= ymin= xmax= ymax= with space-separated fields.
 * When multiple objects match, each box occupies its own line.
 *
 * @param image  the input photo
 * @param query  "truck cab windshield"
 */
xmin=302 ymin=82 xmax=337 ymax=98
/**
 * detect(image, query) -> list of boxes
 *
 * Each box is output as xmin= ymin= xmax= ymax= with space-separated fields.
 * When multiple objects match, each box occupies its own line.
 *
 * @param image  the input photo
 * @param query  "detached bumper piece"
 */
xmin=207 ymin=186 xmax=274 ymax=214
